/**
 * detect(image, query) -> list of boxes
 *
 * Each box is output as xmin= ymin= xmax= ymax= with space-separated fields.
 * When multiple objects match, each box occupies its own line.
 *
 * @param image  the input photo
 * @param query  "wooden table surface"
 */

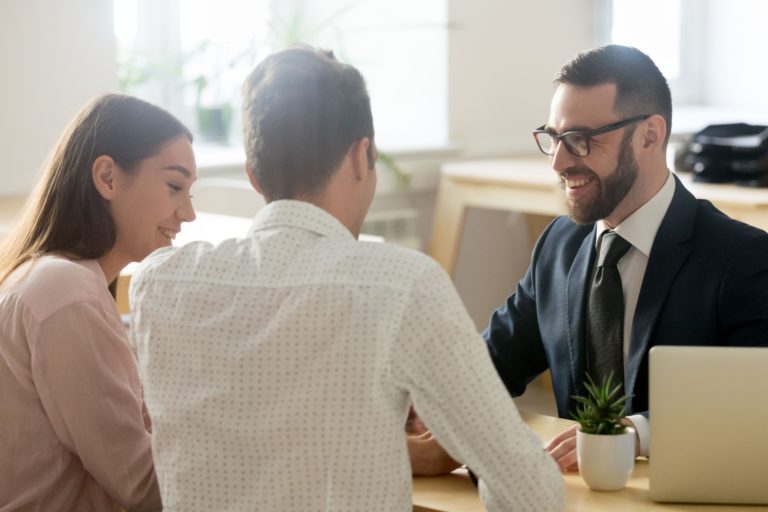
xmin=412 ymin=411 xmax=768 ymax=511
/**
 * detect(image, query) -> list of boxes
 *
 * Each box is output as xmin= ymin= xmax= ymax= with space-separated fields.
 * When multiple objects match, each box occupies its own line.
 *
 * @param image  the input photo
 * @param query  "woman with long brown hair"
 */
xmin=0 ymin=94 xmax=196 ymax=511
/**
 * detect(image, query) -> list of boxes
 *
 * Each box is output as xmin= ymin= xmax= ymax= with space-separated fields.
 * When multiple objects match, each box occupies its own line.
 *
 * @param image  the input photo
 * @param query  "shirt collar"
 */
xmin=595 ymin=171 xmax=676 ymax=257
xmin=249 ymin=200 xmax=355 ymax=241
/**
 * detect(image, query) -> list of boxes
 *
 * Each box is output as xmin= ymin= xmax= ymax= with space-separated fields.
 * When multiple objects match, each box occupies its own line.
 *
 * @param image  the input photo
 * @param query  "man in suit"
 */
xmin=411 ymin=44 xmax=768 ymax=475
xmin=485 ymin=44 xmax=768 ymax=471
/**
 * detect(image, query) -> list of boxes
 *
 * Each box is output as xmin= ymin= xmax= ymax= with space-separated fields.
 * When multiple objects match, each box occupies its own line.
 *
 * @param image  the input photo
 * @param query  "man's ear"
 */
xmin=351 ymin=137 xmax=371 ymax=181
xmin=245 ymin=163 xmax=265 ymax=197
xmin=92 ymin=155 xmax=118 ymax=200
xmin=641 ymin=114 xmax=667 ymax=151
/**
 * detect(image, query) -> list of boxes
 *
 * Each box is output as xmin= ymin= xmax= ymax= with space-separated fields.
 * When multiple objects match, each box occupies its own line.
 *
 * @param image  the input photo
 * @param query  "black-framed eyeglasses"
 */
xmin=532 ymin=114 xmax=650 ymax=157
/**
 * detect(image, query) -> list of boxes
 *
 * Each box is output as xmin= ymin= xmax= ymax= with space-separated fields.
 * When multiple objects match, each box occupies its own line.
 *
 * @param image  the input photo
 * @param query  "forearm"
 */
xmin=404 ymin=339 xmax=563 ymax=510
xmin=395 ymin=262 xmax=564 ymax=510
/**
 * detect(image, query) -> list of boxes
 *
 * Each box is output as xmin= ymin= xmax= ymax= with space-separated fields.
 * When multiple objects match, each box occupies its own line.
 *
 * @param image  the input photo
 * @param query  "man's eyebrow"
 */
xmin=163 ymin=165 xmax=192 ymax=178
xmin=545 ymin=124 xmax=594 ymax=134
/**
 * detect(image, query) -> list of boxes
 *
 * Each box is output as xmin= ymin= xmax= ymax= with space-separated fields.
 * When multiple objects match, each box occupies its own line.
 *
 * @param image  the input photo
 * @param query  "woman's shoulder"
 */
xmin=3 ymin=255 xmax=111 ymax=319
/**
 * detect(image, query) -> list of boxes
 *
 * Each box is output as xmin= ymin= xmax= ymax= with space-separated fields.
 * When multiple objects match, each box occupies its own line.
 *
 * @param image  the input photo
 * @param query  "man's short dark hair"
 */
xmin=241 ymin=46 xmax=375 ymax=200
xmin=555 ymin=45 xmax=672 ymax=146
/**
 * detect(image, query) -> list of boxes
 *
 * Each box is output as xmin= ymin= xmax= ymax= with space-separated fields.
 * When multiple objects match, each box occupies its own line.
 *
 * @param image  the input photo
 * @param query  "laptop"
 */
xmin=649 ymin=345 xmax=768 ymax=505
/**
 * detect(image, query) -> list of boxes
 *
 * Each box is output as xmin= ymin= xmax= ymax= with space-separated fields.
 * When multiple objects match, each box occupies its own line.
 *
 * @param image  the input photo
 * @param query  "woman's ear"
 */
xmin=92 ymin=155 xmax=118 ymax=200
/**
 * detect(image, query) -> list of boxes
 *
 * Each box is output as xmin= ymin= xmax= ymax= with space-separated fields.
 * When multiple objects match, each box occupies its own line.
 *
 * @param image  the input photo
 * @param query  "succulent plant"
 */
xmin=571 ymin=372 xmax=633 ymax=435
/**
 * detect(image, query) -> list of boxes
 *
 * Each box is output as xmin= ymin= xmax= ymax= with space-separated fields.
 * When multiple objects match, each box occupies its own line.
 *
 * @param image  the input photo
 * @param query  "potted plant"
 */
xmin=571 ymin=372 xmax=635 ymax=491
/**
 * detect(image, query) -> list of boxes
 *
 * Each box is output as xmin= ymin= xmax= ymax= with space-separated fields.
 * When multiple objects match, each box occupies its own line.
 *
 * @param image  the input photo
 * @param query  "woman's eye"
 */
xmin=168 ymin=183 xmax=182 ymax=193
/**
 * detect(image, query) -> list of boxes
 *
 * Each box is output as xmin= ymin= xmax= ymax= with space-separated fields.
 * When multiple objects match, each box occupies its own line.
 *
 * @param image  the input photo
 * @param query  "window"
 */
xmin=114 ymin=0 xmax=448 ymax=152
xmin=600 ymin=0 xmax=768 ymax=133
xmin=598 ymin=0 xmax=705 ymax=105
xmin=610 ymin=0 xmax=682 ymax=80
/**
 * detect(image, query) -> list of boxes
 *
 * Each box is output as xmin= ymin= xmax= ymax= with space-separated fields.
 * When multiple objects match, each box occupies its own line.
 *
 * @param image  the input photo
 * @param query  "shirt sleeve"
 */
xmin=391 ymin=261 xmax=564 ymax=512
xmin=627 ymin=414 xmax=650 ymax=457
xmin=30 ymin=301 xmax=161 ymax=512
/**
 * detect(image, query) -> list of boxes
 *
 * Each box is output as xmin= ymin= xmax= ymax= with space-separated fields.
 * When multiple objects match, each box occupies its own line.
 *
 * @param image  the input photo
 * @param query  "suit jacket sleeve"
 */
xmin=482 ymin=221 xmax=556 ymax=398
xmin=718 ymin=232 xmax=768 ymax=346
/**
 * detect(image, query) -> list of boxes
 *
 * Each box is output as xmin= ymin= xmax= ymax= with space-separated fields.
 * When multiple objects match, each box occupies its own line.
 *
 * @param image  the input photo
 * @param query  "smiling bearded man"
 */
xmin=408 ymin=44 xmax=768 ymax=478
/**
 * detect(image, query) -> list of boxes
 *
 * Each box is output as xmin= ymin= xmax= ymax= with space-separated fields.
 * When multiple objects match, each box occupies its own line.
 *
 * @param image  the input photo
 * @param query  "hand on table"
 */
xmin=405 ymin=407 xmax=461 ymax=476
xmin=405 ymin=406 xmax=429 ymax=435
xmin=407 ymin=430 xmax=462 ymax=476
xmin=545 ymin=420 xmax=641 ymax=473
xmin=545 ymin=424 xmax=580 ymax=472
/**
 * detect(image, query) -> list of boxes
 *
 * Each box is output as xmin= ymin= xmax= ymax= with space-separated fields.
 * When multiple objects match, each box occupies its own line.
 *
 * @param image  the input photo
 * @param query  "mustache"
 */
xmin=558 ymin=166 xmax=596 ymax=179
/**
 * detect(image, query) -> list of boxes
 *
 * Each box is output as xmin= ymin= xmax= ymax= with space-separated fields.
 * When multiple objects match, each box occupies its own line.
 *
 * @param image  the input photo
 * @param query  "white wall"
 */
xmin=706 ymin=0 xmax=768 ymax=112
xmin=446 ymin=0 xmax=596 ymax=328
xmin=449 ymin=0 xmax=597 ymax=156
xmin=0 ymin=0 xmax=117 ymax=197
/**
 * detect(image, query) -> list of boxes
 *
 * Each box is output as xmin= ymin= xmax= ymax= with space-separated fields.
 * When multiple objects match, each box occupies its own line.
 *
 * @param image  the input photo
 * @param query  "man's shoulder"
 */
xmin=340 ymin=240 xmax=445 ymax=283
xmin=354 ymin=239 xmax=436 ymax=265
xmin=132 ymin=241 xmax=217 ymax=284
xmin=651 ymin=191 xmax=768 ymax=270
xmin=694 ymin=199 xmax=768 ymax=243
xmin=132 ymin=236 xmax=444 ymax=290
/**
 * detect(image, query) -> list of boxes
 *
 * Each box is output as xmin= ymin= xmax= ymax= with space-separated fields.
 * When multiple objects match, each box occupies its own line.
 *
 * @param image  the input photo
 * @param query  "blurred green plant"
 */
xmin=268 ymin=0 xmax=410 ymax=187
xmin=116 ymin=1 xmax=410 ymax=184
xmin=117 ymin=54 xmax=181 ymax=92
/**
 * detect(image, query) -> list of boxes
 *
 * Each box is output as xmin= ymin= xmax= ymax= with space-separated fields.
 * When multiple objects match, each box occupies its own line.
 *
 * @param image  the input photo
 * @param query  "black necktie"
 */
xmin=586 ymin=230 xmax=631 ymax=391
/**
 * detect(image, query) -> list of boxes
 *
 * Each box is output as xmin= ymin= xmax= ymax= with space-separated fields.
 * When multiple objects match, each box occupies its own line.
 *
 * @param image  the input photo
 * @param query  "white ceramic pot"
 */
xmin=576 ymin=427 xmax=635 ymax=491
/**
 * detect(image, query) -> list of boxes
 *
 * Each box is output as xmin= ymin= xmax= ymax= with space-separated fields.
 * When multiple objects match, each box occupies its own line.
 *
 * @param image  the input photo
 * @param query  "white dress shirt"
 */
xmin=594 ymin=172 xmax=676 ymax=456
xmin=130 ymin=200 xmax=563 ymax=512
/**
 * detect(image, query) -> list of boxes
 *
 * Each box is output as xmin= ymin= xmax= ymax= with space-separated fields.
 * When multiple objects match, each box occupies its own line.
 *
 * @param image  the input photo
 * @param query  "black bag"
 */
xmin=683 ymin=123 xmax=768 ymax=187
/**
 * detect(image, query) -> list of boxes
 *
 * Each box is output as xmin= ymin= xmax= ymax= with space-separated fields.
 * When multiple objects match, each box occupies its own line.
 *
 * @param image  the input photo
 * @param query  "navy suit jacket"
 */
xmin=483 ymin=175 xmax=768 ymax=418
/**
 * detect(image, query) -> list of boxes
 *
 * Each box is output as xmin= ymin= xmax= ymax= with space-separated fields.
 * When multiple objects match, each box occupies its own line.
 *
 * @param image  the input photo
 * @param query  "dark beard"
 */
xmin=565 ymin=137 xmax=639 ymax=225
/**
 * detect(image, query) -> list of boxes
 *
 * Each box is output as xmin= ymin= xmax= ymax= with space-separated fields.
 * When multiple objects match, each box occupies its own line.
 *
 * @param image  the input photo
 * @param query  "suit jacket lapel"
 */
xmin=566 ymin=228 xmax=597 ymax=396
xmin=626 ymin=176 xmax=695 ymax=398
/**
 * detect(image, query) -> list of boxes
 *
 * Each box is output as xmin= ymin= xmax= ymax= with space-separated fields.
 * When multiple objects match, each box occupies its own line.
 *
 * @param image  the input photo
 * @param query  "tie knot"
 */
xmin=597 ymin=231 xmax=631 ymax=268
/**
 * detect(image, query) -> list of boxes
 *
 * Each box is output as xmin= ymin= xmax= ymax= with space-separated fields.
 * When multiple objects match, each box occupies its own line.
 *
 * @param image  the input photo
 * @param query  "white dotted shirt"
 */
xmin=129 ymin=200 xmax=563 ymax=512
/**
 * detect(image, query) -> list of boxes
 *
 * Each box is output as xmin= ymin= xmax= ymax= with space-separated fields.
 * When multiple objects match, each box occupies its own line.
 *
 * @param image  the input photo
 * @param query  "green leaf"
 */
xmin=570 ymin=372 xmax=634 ymax=436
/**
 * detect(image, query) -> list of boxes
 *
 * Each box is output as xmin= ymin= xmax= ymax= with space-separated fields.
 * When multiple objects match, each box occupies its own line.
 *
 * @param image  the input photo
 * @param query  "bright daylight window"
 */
xmin=605 ymin=0 xmax=704 ymax=105
xmin=610 ymin=0 xmax=682 ymax=81
xmin=113 ymin=0 xmax=448 ymax=153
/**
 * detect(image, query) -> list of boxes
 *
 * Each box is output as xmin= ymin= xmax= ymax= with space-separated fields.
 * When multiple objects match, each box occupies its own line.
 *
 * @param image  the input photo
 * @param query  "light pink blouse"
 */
xmin=0 ymin=255 xmax=160 ymax=511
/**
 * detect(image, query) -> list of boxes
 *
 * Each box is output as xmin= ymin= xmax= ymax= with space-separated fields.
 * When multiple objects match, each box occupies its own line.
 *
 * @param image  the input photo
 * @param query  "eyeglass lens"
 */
xmin=536 ymin=132 xmax=589 ymax=157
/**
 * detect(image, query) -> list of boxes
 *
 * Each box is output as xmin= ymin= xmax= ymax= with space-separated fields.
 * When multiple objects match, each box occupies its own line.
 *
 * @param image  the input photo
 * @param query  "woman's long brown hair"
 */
xmin=0 ymin=93 xmax=192 ymax=287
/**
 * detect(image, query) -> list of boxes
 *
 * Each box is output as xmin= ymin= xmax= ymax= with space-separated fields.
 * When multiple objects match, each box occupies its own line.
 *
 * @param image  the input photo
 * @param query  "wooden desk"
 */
xmin=429 ymin=159 xmax=768 ymax=275
xmin=412 ymin=411 xmax=768 ymax=511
